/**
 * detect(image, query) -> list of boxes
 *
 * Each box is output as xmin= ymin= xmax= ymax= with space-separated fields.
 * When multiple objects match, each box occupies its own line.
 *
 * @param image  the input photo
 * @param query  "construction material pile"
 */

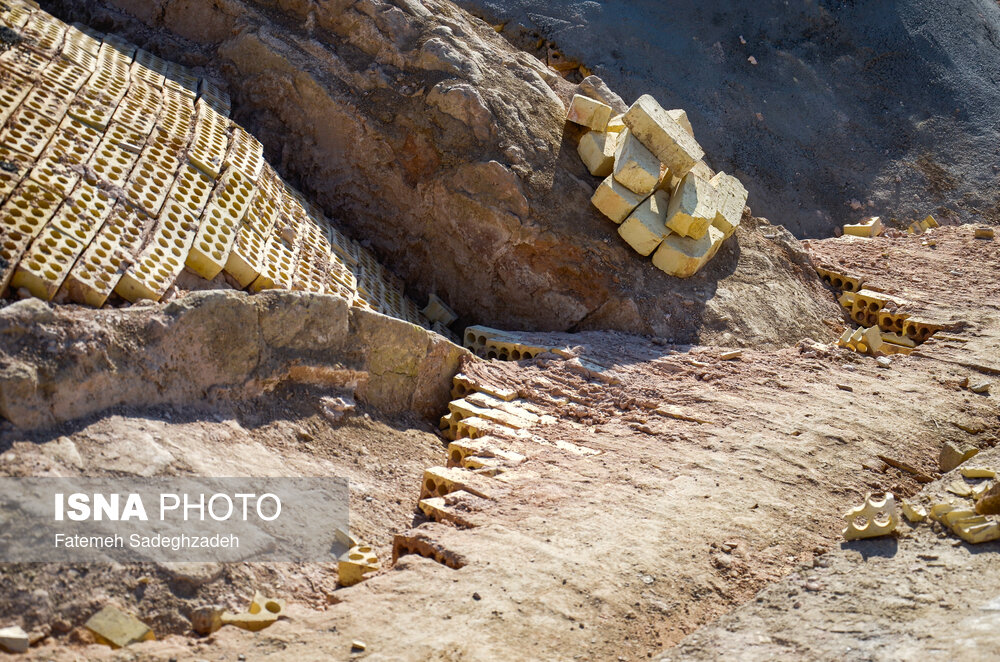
xmin=0 ymin=1 xmax=430 ymax=328
xmin=814 ymin=265 xmax=945 ymax=356
xmin=567 ymin=93 xmax=748 ymax=278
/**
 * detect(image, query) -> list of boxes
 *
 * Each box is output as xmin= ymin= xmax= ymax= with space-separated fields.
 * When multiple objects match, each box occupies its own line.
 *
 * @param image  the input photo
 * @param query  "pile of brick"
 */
xmin=0 ymin=2 xmax=430 ymax=328
xmin=567 ymin=93 xmax=748 ymax=278
xmin=815 ymin=265 xmax=946 ymax=356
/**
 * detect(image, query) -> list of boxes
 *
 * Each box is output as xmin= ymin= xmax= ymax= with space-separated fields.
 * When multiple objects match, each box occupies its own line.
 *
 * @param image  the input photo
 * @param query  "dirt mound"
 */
xmin=455 ymin=0 xmax=1000 ymax=237
xmin=44 ymin=0 xmax=840 ymax=342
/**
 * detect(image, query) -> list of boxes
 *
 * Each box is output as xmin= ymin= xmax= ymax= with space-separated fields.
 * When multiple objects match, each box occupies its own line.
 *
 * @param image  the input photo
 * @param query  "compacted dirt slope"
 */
xmin=456 ymin=0 xmax=1000 ymax=237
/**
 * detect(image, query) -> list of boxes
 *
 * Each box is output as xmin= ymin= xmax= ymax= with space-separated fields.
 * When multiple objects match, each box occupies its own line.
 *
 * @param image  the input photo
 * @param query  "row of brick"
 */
xmin=0 ymin=1 xmax=429 ymax=329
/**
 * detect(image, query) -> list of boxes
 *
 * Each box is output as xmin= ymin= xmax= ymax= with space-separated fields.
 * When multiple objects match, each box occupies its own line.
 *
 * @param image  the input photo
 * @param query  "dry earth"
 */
xmin=2 ymin=225 xmax=996 ymax=660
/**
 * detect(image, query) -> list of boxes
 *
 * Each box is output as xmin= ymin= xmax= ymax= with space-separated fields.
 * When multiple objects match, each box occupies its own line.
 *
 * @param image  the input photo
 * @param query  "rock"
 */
xmin=876 ymin=356 xmax=892 ymax=368
xmin=158 ymin=562 xmax=224 ymax=587
xmin=939 ymin=441 xmax=979 ymax=473
xmin=63 ymin=0 xmax=843 ymax=353
xmin=975 ymin=483 xmax=1000 ymax=516
xmin=0 ymin=625 xmax=29 ymax=653
xmin=351 ymin=640 xmax=367 ymax=652
xmin=189 ymin=607 xmax=224 ymax=635
xmin=319 ymin=395 xmax=357 ymax=425
xmin=969 ymin=381 xmax=990 ymax=394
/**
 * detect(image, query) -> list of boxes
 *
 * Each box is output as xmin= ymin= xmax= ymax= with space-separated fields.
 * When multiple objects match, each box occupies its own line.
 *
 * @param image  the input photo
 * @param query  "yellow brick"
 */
xmin=0 ymin=144 xmax=31 ymax=202
xmin=88 ymin=138 xmax=139 ymax=189
xmin=566 ymin=94 xmax=611 ymax=131
xmin=166 ymin=163 xmax=214 ymax=216
xmin=0 ymin=181 xmax=62 ymax=293
xmin=651 ymin=225 xmax=725 ymax=278
xmin=849 ymin=328 xmax=866 ymax=352
xmin=115 ymin=199 xmax=200 ymax=302
xmin=223 ymin=124 xmax=264 ymax=181
xmin=613 ymin=129 xmax=660 ymax=194
xmin=667 ymin=108 xmax=694 ymax=137
xmin=709 ymin=172 xmax=748 ymax=238
xmin=974 ymin=226 xmax=994 ymax=239
xmin=186 ymin=170 xmax=256 ymax=279
xmin=880 ymin=331 xmax=915 ymax=348
xmin=618 ymin=190 xmax=670 ymax=256
xmin=577 ymin=130 xmax=617 ymax=177
xmin=124 ymin=158 xmax=175 ymax=218
xmin=842 ymin=493 xmax=898 ymax=541
xmin=591 ymin=174 xmax=645 ymax=224
xmin=61 ymin=203 xmax=149 ymax=307
xmin=11 ymin=180 xmax=115 ymax=300
xmin=901 ymin=500 xmax=926 ymax=523
xmin=0 ymin=68 xmax=33 ymax=127
xmin=337 ymin=544 xmax=380 ymax=586
xmin=843 ymin=216 xmax=882 ymax=238
xmin=421 ymin=466 xmax=495 ymax=500
xmin=665 ymin=171 xmax=716 ymax=239
xmin=0 ymin=106 xmax=59 ymax=158
xmin=838 ymin=291 xmax=855 ymax=309
xmin=954 ymin=520 xmax=1000 ymax=544
xmin=921 ymin=214 xmax=938 ymax=229
xmin=85 ymin=606 xmax=154 ymax=649
xmin=623 ymin=94 xmax=704 ymax=176
xmin=961 ymin=467 xmax=996 ymax=479
xmin=250 ymin=225 xmax=298 ymax=292
xmin=605 ymin=113 xmax=625 ymax=133
xmin=862 ymin=326 xmax=883 ymax=355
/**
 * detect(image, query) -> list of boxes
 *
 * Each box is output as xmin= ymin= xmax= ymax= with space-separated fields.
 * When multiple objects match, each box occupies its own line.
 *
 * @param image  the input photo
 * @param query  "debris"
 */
xmin=319 ymin=394 xmax=356 ymax=424
xmin=969 ymin=381 xmax=991 ymax=394
xmin=421 ymin=293 xmax=457 ymax=326
xmin=747 ymin=55 xmax=758 ymax=65
xmin=351 ymin=640 xmax=367 ymax=652
xmin=221 ymin=591 xmax=286 ymax=632
xmin=974 ymin=226 xmax=994 ymax=239
xmin=836 ymin=383 xmax=853 ymax=392
xmin=85 ymin=606 xmax=155 ymax=649
xmin=876 ymin=356 xmax=892 ymax=368
xmin=975 ymin=483 xmax=1000 ymax=515
xmin=953 ymin=517 xmax=1000 ymax=544
xmin=0 ymin=625 xmax=29 ymax=653
xmin=655 ymin=405 xmax=713 ymax=424
xmin=961 ymin=467 xmax=995 ymax=479
xmin=719 ymin=349 xmax=742 ymax=360
xmin=338 ymin=545 xmax=381 ymax=586
xmin=939 ymin=441 xmax=979 ymax=473
xmin=842 ymin=493 xmax=898 ymax=541
xmin=876 ymin=454 xmax=934 ymax=482
xmin=946 ymin=481 xmax=973 ymax=498
xmin=900 ymin=501 xmax=927 ymax=523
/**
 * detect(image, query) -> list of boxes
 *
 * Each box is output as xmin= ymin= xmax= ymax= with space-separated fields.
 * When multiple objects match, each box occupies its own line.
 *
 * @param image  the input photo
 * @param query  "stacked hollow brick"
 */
xmin=569 ymin=93 xmax=749 ymax=278
xmin=814 ymin=265 xmax=944 ymax=356
xmin=0 ymin=2 xmax=430 ymax=328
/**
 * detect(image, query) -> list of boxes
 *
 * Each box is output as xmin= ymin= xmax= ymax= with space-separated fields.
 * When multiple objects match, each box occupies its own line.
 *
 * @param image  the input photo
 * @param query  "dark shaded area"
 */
xmin=457 ymin=0 xmax=1000 ymax=236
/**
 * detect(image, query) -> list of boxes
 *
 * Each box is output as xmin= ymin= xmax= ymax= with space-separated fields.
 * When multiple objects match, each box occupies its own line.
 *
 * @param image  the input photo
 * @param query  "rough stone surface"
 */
xmin=0 ymin=291 xmax=466 ymax=430
xmin=47 ymin=0 xmax=840 ymax=345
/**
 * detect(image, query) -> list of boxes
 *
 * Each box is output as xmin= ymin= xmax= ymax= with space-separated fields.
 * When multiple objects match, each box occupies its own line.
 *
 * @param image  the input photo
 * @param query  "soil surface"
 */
xmin=4 ymin=226 xmax=997 ymax=660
